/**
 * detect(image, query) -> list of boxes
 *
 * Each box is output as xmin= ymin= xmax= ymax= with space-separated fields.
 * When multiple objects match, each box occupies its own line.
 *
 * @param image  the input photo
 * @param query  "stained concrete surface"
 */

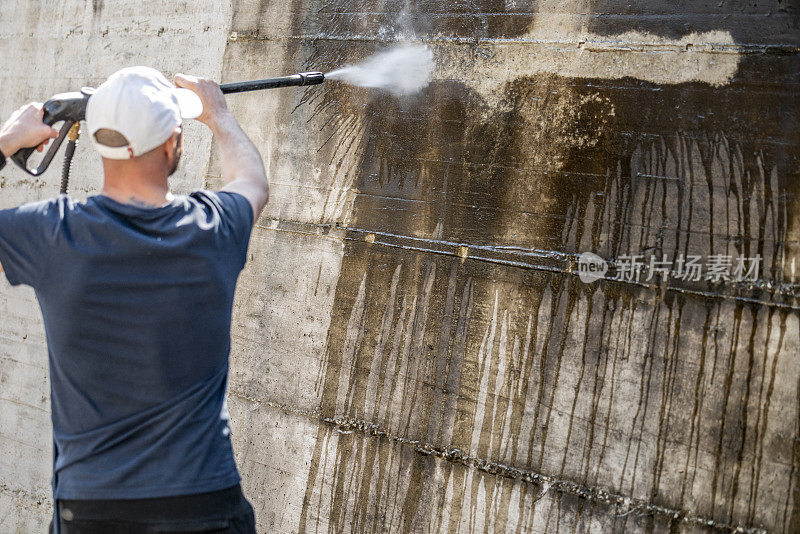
xmin=1 ymin=1 xmax=799 ymax=533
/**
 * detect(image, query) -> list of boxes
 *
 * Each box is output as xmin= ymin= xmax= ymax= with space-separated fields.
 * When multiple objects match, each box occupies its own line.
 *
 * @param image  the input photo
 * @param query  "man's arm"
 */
xmin=173 ymin=74 xmax=269 ymax=221
xmin=0 ymin=103 xmax=59 ymax=273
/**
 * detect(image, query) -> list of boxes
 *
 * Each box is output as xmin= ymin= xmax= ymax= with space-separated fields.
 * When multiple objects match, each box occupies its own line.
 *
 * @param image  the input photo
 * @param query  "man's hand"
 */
xmin=173 ymin=72 xmax=269 ymax=221
xmin=0 ymin=102 xmax=59 ymax=156
xmin=173 ymin=73 xmax=230 ymax=129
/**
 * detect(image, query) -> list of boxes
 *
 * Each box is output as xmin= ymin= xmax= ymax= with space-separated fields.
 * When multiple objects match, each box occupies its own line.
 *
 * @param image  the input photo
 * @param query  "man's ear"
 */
xmin=163 ymin=126 xmax=182 ymax=155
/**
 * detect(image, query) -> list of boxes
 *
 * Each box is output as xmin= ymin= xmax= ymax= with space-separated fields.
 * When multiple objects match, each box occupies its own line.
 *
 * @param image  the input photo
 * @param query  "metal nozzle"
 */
xmin=67 ymin=122 xmax=81 ymax=142
xmin=297 ymin=72 xmax=325 ymax=86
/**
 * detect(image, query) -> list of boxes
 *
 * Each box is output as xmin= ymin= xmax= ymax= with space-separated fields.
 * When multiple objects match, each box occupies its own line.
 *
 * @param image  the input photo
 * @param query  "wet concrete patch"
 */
xmin=283 ymin=1 xmax=800 ymax=532
xmin=303 ymin=234 xmax=797 ymax=531
xmin=214 ymin=0 xmax=800 ymax=531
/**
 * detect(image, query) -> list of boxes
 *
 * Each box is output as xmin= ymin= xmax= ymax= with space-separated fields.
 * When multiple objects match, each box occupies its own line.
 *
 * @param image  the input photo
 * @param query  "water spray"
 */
xmin=326 ymin=45 xmax=434 ymax=96
xmin=218 ymin=44 xmax=434 ymax=96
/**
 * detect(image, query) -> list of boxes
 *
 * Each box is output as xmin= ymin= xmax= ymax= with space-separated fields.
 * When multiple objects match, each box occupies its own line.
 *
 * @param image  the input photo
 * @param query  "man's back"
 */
xmin=0 ymin=190 xmax=253 ymax=499
xmin=0 ymin=68 xmax=267 ymax=532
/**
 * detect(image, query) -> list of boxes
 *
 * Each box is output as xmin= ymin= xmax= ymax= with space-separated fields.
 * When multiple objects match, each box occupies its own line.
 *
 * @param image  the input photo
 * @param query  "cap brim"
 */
xmin=173 ymin=88 xmax=203 ymax=119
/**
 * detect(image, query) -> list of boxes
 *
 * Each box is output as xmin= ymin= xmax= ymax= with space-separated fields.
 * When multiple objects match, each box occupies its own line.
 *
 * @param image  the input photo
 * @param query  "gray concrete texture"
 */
xmin=0 ymin=1 xmax=798 ymax=532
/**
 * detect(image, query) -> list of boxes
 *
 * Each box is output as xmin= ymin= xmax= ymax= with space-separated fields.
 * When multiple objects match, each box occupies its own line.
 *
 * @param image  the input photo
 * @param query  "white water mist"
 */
xmin=326 ymin=44 xmax=434 ymax=96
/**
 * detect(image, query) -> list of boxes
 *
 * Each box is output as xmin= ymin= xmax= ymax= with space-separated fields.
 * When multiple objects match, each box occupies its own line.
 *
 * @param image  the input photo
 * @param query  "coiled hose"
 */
xmin=60 ymin=122 xmax=80 ymax=195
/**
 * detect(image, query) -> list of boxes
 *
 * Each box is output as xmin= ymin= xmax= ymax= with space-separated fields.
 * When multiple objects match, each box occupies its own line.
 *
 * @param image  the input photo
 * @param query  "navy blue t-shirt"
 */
xmin=0 ymin=190 xmax=253 ymax=499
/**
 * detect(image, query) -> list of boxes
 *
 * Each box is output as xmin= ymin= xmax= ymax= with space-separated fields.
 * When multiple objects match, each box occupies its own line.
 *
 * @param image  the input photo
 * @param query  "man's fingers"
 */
xmin=0 ymin=100 xmax=59 ymax=154
xmin=175 ymin=73 xmax=212 ymax=88
xmin=174 ymin=73 xmax=198 ymax=88
xmin=173 ymin=74 xmax=189 ymax=89
xmin=172 ymin=73 xmax=226 ymax=128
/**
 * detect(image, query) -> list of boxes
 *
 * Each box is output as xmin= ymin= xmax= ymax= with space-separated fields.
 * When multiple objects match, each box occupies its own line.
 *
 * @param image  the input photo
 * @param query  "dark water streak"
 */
xmin=223 ymin=0 xmax=800 ymax=532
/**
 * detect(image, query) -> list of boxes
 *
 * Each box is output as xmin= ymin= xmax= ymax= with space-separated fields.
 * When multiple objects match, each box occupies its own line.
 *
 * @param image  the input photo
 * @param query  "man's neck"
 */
xmin=101 ymin=183 xmax=174 ymax=208
xmin=100 ymin=187 xmax=174 ymax=208
xmin=101 ymin=164 xmax=173 ymax=208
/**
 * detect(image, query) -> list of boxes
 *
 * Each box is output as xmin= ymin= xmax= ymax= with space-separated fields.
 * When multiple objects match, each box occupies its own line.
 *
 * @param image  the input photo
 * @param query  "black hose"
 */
xmin=61 ymin=139 xmax=76 ymax=195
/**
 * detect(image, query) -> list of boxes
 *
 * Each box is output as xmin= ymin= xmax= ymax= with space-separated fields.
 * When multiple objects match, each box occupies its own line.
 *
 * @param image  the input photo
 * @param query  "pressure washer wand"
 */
xmin=220 ymin=72 xmax=324 ymax=94
xmin=10 ymin=72 xmax=326 ymax=178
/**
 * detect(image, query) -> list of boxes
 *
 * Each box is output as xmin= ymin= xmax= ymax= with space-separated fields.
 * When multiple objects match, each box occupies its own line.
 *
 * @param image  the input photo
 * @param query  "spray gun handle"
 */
xmin=10 ymin=88 xmax=93 ymax=176
xmin=8 ymin=70 xmax=325 ymax=177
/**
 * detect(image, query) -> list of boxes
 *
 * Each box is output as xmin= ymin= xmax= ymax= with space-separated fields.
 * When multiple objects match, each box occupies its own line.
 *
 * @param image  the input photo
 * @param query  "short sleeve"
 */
xmin=190 ymin=190 xmax=254 ymax=270
xmin=0 ymin=198 xmax=60 ymax=287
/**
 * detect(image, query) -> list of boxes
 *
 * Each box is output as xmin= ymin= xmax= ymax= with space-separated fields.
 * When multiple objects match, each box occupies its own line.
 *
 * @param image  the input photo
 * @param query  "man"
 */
xmin=0 ymin=66 xmax=268 ymax=533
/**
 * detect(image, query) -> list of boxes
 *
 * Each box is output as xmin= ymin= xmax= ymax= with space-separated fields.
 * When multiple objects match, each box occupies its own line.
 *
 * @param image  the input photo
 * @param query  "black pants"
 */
xmin=48 ymin=484 xmax=256 ymax=533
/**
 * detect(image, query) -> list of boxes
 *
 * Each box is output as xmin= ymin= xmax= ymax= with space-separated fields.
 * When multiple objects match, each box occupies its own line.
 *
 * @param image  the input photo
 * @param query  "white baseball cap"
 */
xmin=86 ymin=66 xmax=203 ymax=159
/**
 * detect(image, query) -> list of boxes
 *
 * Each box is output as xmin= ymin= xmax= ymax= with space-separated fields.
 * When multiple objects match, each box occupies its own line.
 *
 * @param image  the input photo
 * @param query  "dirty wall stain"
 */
xmin=298 ymin=240 xmax=797 ymax=532
xmin=296 ymin=35 xmax=798 ymax=534
xmin=303 ymin=62 xmax=798 ymax=286
xmin=224 ymin=0 xmax=800 ymax=532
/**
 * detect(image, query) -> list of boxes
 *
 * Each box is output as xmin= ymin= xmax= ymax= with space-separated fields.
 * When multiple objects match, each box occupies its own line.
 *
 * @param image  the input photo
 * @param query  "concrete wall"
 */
xmin=1 ymin=1 xmax=798 ymax=533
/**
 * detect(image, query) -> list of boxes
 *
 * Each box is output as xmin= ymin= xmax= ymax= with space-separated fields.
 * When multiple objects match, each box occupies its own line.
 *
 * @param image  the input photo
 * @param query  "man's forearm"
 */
xmin=208 ymin=111 xmax=267 ymax=186
xmin=0 ymin=126 xmax=20 ymax=157
xmin=0 ymin=136 xmax=13 ymax=158
xmin=0 ymin=137 xmax=9 ymax=170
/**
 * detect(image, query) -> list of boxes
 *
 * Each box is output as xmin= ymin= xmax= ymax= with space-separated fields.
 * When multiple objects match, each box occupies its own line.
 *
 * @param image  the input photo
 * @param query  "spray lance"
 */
xmin=9 ymin=71 xmax=325 ymax=192
xmin=10 ymin=44 xmax=434 ymax=191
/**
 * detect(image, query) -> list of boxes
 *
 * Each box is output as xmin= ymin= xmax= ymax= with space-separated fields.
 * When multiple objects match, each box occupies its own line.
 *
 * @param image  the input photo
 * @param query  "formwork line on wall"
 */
xmin=249 ymin=221 xmax=800 ymax=310
xmin=228 ymin=389 xmax=768 ymax=534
